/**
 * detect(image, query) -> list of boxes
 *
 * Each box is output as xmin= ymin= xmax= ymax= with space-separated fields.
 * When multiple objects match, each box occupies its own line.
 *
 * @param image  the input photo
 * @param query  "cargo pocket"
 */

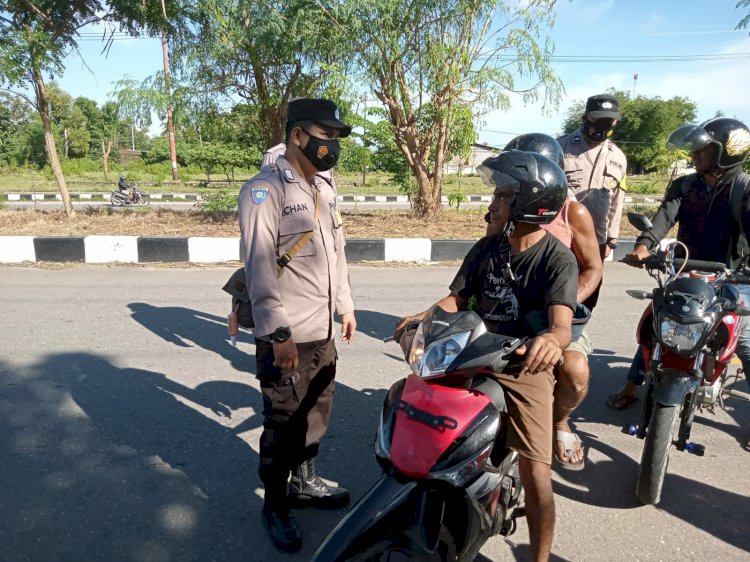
xmin=261 ymin=374 xmax=301 ymax=422
xmin=278 ymin=215 xmax=317 ymax=257
xmin=565 ymin=166 xmax=585 ymax=190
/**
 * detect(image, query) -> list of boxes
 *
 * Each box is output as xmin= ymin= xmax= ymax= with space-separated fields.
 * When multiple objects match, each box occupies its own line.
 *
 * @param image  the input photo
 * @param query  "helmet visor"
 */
xmin=666 ymin=124 xmax=713 ymax=152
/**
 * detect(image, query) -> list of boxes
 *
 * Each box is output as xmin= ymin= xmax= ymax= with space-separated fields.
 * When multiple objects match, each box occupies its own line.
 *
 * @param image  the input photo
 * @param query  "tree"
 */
xmin=174 ymin=0 xmax=352 ymax=149
xmin=0 ymin=91 xmax=33 ymax=166
xmin=561 ymin=90 xmax=697 ymax=174
xmin=736 ymin=0 xmax=750 ymax=30
xmin=0 ymin=1 xmax=190 ymax=216
xmin=111 ymin=77 xmax=155 ymax=151
xmin=344 ymin=0 xmax=561 ymax=218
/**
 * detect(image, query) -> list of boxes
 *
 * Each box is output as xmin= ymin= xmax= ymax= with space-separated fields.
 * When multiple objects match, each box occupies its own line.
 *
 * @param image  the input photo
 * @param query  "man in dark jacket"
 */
xmin=607 ymin=118 xmax=750 ymax=444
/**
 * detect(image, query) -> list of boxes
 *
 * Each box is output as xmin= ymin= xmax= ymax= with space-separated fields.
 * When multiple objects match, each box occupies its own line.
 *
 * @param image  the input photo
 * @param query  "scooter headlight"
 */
xmin=659 ymin=317 xmax=704 ymax=352
xmin=413 ymin=331 xmax=471 ymax=379
xmin=429 ymin=441 xmax=494 ymax=487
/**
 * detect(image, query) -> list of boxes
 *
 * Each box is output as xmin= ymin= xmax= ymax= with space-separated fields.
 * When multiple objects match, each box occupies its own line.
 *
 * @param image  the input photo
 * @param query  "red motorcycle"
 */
xmin=625 ymin=213 xmax=750 ymax=505
xmin=312 ymin=305 xmax=528 ymax=561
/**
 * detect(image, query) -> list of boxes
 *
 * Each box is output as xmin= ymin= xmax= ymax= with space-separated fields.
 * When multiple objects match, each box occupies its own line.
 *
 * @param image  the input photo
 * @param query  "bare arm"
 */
xmin=568 ymin=201 xmax=603 ymax=303
xmin=516 ymin=304 xmax=573 ymax=374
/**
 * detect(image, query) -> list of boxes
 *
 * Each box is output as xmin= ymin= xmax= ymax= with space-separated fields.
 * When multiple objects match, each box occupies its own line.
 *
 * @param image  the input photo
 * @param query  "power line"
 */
xmin=478 ymin=52 xmax=750 ymax=63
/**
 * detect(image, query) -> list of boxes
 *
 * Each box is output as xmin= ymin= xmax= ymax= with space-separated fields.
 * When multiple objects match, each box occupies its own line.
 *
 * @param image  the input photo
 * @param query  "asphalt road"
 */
xmin=0 ymin=263 xmax=748 ymax=562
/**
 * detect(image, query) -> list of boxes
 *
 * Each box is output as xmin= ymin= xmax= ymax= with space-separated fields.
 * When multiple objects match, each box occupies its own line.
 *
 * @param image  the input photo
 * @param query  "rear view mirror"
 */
xmin=627 ymin=212 xmax=653 ymax=232
xmin=626 ymin=289 xmax=652 ymax=300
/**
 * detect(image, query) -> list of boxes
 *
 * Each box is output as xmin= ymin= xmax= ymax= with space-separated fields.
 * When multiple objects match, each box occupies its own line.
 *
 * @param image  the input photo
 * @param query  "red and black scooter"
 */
xmin=625 ymin=212 xmax=750 ymax=505
xmin=312 ymin=306 xmax=528 ymax=562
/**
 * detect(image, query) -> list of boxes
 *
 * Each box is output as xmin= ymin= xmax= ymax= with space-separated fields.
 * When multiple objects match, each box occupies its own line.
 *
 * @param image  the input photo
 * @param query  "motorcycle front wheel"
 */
xmin=344 ymin=527 xmax=457 ymax=562
xmin=636 ymin=403 xmax=680 ymax=505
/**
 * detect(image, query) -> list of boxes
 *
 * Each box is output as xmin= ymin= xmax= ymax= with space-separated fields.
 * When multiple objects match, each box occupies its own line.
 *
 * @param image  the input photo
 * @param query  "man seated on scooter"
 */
xmin=608 ymin=119 xmax=750 ymax=452
xmin=118 ymin=174 xmax=134 ymax=203
xmin=486 ymin=133 xmax=602 ymax=471
xmin=395 ymin=151 xmax=578 ymax=562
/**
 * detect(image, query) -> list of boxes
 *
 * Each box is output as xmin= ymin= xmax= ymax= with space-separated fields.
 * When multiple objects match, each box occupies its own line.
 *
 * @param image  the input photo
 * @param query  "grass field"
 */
xmin=0 ymin=203 xmax=659 ymax=239
xmin=0 ymin=167 xmax=669 ymax=196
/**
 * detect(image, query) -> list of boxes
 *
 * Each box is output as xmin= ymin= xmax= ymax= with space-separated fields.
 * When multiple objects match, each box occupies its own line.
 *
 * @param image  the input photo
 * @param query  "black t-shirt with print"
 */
xmin=450 ymin=232 xmax=578 ymax=338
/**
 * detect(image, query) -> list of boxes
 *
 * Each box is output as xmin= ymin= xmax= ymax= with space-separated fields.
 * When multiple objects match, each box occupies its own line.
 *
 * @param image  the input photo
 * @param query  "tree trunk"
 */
xmin=102 ymin=138 xmax=112 ymax=180
xmin=32 ymin=68 xmax=74 ymax=217
xmin=63 ymin=129 xmax=69 ymax=159
xmin=162 ymin=30 xmax=179 ymax=181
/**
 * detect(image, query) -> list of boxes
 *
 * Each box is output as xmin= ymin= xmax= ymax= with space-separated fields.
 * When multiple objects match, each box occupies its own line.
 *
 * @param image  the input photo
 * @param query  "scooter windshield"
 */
xmin=666 ymin=124 xmax=713 ymax=152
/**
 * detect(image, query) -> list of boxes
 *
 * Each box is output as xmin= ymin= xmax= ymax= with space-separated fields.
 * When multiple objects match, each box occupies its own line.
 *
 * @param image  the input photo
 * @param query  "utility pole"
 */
xmin=161 ymin=0 xmax=179 ymax=181
xmin=362 ymin=94 xmax=367 ymax=187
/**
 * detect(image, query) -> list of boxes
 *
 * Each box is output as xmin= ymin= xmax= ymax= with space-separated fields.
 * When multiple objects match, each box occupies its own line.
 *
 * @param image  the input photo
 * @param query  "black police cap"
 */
xmin=287 ymin=98 xmax=352 ymax=137
xmin=585 ymin=94 xmax=620 ymax=120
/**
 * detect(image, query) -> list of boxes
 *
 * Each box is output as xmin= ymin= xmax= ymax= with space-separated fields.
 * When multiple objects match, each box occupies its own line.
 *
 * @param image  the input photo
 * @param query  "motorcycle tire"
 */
xmin=110 ymin=195 xmax=121 ymax=206
xmin=343 ymin=526 xmax=457 ymax=562
xmin=636 ymin=403 xmax=680 ymax=505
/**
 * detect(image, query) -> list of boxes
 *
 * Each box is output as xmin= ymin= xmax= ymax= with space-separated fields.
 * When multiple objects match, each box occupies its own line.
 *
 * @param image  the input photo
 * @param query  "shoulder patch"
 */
xmin=251 ymin=185 xmax=269 ymax=205
xmin=283 ymin=168 xmax=295 ymax=182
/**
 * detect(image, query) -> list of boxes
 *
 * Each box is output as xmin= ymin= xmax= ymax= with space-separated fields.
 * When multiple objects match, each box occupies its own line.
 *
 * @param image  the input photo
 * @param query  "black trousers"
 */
xmin=255 ymin=338 xmax=337 ymax=503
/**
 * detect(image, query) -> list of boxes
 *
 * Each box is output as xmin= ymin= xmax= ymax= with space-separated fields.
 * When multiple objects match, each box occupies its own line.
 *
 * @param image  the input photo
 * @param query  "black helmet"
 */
xmin=477 ymin=151 xmax=567 ymax=226
xmin=667 ymin=118 xmax=750 ymax=170
xmin=504 ymin=133 xmax=564 ymax=168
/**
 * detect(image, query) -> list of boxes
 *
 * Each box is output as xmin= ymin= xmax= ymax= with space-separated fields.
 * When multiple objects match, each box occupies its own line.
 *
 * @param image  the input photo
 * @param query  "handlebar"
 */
xmin=673 ymin=258 xmax=727 ymax=273
xmin=622 ymin=255 xmax=726 ymax=274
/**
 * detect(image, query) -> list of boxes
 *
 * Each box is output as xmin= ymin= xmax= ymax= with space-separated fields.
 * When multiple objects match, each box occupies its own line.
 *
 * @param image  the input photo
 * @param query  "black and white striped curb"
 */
xmin=2 ymin=193 xmax=657 ymax=205
xmin=0 ymin=236 xmax=639 ymax=264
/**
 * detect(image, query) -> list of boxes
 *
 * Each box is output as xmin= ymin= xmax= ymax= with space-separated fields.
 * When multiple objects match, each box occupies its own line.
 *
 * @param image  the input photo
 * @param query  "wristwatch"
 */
xmin=270 ymin=326 xmax=292 ymax=343
xmin=606 ymin=239 xmax=618 ymax=250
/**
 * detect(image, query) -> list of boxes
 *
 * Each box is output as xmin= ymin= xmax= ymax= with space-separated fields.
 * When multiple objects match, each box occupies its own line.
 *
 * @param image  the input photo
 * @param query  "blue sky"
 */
xmin=52 ymin=0 xmax=750 ymax=145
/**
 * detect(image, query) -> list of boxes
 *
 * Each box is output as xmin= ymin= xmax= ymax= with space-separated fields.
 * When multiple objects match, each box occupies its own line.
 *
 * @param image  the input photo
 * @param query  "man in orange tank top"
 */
xmin=488 ymin=134 xmax=602 ymax=470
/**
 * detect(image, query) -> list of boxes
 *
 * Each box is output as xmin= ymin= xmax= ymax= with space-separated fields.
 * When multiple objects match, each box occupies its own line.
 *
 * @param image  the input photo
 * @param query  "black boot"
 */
xmin=261 ymin=500 xmax=303 ymax=553
xmin=288 ymin=458 xmax=350 ymax=509
xmin=261 ymin=481 xmax=302 ymax=553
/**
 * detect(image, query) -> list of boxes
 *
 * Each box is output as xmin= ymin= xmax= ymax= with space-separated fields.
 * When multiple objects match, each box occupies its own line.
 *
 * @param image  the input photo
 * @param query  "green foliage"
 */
xmin=60 ymin=158 xmax=103 ymax=176
xmin=174 ymin=0 xmax=353 ymax=148
xmin=337 ymin=137 xmax=372 ymax=174
xmin=197 ymin=189 xmax=239 ymax=212
xmin=447 ymin=192 xmax=468 ymax=210
xmin=561 ymin=89 xmax=697 ymax=174
xmin=347 ymin=0 xmax=561 ymax=216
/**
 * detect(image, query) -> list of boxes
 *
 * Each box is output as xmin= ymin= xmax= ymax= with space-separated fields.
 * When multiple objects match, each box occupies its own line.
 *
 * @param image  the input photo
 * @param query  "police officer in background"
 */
xmin=558 ymin=94 xmax=627 ymax=309
xmin=239 ymin=98 xmax=357 ymax=552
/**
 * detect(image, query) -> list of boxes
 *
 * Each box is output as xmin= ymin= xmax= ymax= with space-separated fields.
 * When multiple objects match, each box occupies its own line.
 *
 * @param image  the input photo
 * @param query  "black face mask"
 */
xmin=582 ymin=120 xmax=615 ymax=143
xmin=300 ymin=129 xmax=340 ymax=172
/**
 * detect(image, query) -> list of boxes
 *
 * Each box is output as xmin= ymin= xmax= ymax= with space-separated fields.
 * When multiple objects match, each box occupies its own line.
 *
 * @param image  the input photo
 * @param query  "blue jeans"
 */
xmin=626 ymin=320 xmax=750 ymax=388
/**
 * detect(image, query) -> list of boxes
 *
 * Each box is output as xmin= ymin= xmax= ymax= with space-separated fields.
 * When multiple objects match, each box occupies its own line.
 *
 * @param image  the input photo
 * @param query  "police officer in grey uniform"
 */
xmin=239 ymin=98 xmax=357 ymax=552
xmin=558 ymin=94 xmax=628 ymax=309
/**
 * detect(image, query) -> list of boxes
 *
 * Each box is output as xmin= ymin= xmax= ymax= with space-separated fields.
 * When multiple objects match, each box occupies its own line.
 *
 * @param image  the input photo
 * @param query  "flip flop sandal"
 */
xmin=554 ymin=430 xmax=585 ymax=471
xmin=607 ymin=391 xmax=639 ymax=411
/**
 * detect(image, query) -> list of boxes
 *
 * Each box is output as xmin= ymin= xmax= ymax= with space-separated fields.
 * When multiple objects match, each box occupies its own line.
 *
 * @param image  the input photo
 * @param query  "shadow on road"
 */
xmin=0 ymin=350 xmax=390 ymax=561
xmin=553 ymin=431 xmax=750 ymax=553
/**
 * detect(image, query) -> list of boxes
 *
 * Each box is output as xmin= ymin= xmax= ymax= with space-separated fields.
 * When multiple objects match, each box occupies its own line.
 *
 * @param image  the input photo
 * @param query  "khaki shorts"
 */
xmin=493 ymin=368 xmax=555 ymax=465
xmin=566 ymin=330 xmax=592 ymax=357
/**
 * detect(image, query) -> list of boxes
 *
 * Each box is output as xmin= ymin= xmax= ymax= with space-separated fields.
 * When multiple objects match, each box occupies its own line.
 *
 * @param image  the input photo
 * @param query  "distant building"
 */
xmin=119 ymin=149 xmax=144 ymax=164
xmin=443 ymin=143 xmax=500 ymax=175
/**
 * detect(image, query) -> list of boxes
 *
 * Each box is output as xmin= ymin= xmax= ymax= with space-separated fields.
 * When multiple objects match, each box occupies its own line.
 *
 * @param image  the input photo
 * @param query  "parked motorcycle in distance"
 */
xmin=312 ymin=306 xmax=528 ymax=562
xmin=110 ymin=184 xmax=149 ymax=207
xmin=623 ymin=212 xmax=750 ymax=505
